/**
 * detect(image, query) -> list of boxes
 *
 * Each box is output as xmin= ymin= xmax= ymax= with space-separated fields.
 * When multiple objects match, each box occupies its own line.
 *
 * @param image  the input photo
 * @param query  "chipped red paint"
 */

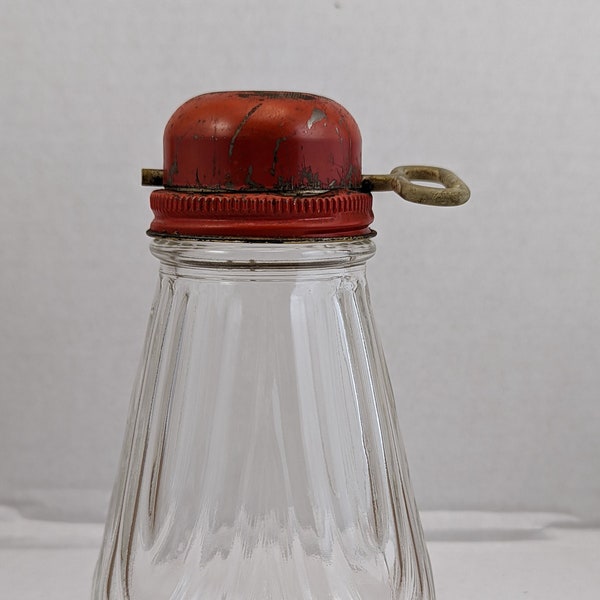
xmin=163 ymin=91 xmax=363 ymax=191
xmin=151 ymin=91 xmax=372 ymax=238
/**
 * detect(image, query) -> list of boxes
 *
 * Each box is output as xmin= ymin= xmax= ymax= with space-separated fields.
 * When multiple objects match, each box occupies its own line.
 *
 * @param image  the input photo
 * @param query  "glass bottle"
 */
xmin=92 ymin=91 xmax=469 ymax=600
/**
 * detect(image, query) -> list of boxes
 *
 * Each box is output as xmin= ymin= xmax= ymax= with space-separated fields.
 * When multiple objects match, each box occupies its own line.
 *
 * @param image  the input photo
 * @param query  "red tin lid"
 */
xmin=147 ymin=91 xmax=373 ymax=239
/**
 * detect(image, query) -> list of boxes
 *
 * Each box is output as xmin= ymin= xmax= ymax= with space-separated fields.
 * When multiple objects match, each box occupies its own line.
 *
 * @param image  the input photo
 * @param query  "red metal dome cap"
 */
xmin=164 ymin=91 xmax=363 ymax=192
xmin=146 ymin=91 xmax=373 ymax=239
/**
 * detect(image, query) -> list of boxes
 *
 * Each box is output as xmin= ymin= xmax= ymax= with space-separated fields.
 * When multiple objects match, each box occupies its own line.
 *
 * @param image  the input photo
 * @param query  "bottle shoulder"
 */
xmin=149 ymin=236 xmax=377 ymax=272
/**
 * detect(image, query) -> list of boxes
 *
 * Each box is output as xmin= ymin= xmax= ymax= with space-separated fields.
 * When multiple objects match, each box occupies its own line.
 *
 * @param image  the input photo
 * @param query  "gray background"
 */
xmin=1 ymin=0 xmax=599 ymax=523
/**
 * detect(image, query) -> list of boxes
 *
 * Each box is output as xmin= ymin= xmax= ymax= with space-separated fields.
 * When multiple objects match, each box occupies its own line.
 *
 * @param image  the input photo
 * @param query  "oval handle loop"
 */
xmin=362 ymin=165 xmax=470 ymax=207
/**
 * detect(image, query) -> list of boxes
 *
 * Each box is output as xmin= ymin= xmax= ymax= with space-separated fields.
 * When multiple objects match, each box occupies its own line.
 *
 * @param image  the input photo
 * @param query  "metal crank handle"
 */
xmin=362 ymin=165 xmax=470 ymax=207
xmin=143 ymin=165 xmax=471 ymax=207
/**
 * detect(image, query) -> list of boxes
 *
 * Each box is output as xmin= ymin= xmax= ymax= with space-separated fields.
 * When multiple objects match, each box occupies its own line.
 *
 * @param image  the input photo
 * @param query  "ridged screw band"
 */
xmin=149 ymin=189 xmax=374 ymax=238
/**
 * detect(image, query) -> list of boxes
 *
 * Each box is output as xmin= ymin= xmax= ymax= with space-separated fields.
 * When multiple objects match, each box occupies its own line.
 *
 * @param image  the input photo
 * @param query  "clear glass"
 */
xmin=92 ymin=237 xmax=434 ymax=600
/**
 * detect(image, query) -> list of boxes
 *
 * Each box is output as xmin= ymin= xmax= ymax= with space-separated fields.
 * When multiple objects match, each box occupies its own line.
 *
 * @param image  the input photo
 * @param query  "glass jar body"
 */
xmin=92 ymin=237 xmax=434 ymax=600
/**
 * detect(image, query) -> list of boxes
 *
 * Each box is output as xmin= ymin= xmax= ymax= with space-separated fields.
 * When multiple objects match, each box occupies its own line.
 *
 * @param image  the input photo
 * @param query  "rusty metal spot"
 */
xmin=270 ymin=137 xmax=287 ymax=176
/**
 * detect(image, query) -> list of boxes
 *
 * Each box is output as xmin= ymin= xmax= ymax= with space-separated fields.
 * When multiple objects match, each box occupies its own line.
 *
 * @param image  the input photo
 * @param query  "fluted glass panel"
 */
xmin=93 ymin=238 xmax=434 ymax=600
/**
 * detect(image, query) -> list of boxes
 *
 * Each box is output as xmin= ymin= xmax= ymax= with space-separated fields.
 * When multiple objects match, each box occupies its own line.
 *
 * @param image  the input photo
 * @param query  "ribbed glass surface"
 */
xmin=93 ymin=238 xmax=434 ymax=600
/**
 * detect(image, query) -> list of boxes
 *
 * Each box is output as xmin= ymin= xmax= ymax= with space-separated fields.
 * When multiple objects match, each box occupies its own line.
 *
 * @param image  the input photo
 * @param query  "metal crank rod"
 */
xmin=142 ymin=165 xmax=470 ymax=207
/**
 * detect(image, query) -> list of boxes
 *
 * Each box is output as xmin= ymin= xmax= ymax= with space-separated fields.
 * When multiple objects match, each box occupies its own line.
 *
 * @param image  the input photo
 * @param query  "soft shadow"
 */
xmin=425 ymin=527 xmax=549 ymax=543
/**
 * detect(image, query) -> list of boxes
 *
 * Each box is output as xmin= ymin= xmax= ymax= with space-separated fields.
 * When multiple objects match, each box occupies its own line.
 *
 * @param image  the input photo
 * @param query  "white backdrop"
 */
xmin=1 ymin=0 xmax=599 ymax=523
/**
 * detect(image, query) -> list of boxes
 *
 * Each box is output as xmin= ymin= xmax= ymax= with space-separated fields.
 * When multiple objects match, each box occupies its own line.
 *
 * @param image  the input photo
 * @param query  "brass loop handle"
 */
xmin=362 ymin=165 xmax=470 ymax=207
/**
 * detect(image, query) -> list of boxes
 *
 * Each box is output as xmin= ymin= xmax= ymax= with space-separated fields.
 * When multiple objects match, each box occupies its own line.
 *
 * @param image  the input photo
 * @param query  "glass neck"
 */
xmin=149 ymin=236 xmax=376 ymax=276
